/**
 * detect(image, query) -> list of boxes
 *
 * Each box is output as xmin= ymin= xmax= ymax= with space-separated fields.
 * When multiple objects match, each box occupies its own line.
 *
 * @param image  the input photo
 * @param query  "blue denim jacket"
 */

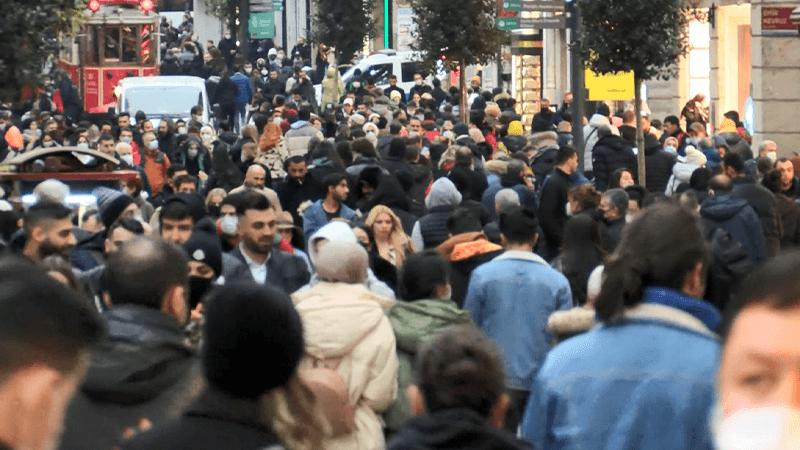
xmin=520 ymin=287 xmax=721 ymax=450
xmin=464 ymin=250 xmax=573 ymax=390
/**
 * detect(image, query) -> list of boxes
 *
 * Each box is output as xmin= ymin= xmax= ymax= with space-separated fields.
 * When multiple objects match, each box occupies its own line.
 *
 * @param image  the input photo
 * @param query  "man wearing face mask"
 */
xmin=218 ymin=29 xmax=237 ymax=70
xmin=745 ymin=140 xmax=779 ymax=180
xmin=141 ymin=131 xmax=171 ymax=196
xmin=409 ymin=73 xmax=431 ymax=99
xmin=59 ymin=237 xmax=201 ymax=450
xmin=217 ymin=194 xmax=242 ymax=252
xmin=118 ymin=127 xmax=141 ymax=165
xmin=157 ymin=119 xmax=179 ymax=161
xmin=261 ymin=69 xmax=285 ymax=103
xmin=711 ymin=252 xmax=800 ymax=450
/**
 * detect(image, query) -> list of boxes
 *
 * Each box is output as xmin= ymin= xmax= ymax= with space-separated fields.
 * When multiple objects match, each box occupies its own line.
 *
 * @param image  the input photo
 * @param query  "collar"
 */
xmin=238 ymin=242 xmax=271 ymax=267
xmin=623 ymin=287 xmax=722 ymax=336
xmin=493 ymin=249 xmax=549 ymax=266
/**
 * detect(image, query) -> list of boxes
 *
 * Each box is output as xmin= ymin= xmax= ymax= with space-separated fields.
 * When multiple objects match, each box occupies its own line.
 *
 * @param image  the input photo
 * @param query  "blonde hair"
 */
xmin=205 ymin=188 xmax=227 ymax=205
xmin=261 ymin=375 xmax=326 ymax=450
xmin=365 ymin=205 xmax=414 ymax=267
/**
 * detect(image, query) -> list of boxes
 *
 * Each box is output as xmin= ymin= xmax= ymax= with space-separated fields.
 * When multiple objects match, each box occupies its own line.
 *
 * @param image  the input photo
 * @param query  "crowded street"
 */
xmin=0 ymin=0 xmax=799 ymax=449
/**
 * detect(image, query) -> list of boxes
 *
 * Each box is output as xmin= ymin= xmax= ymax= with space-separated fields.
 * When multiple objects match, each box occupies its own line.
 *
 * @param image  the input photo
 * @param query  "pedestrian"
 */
xmin=598 ymin=188 xmax=629 ymax=253
xmin=411 ymin=177 xmax=462 ymax=251
xmin=538 ymin=146 xmax=580 ymax=260
xmin=293 ymin=241 xmax=398 ymax=450
xmin=551 ymin=214 xmax=606 ymax=307
xmin=302 ymin=173 xmax=358 ymax=242
xmin=522 ymin=203 xmax=721 ymax=450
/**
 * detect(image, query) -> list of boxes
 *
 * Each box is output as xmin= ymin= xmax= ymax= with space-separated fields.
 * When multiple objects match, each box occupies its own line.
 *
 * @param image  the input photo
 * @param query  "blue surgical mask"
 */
xmin=148 ymin=139 xmax=159 ymax=150
xmin=76 ymin=142 xmax=89 ymax=150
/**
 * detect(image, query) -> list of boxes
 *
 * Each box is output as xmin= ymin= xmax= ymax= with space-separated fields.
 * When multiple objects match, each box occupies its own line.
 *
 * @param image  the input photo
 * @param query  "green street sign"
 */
xmin=249 ymin=12 xmax=275 ymax=39
xmin=501 ymin=0 xmax=522 ymax=11
xmin=497 ymin=17 xmax=519 ymax=31
xmin=273 ymin=0 xmax=283 ymax=11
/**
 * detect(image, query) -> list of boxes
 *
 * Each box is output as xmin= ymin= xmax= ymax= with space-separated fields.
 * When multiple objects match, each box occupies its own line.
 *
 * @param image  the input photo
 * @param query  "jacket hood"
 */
xmin=588 ymin=114 xmax=610 ymax=129
xmin=596 ymin=134 xmax=630 ymax=153
xmin=81 ymin=305 xmax=193 ymax=405
xmin=425 ymin=177 xmax=462 ymax=209
xmin=436 ymin=232 xmax=501 ymax=261
xmin=389 ymin=299 xmax=471 ymax=355
xmin=294 ymin=282 xmax=392 ymax=358
xmin=290 ymin=120 xmax=311 ymax=130
xmin=644 ymin=133 xmax=664 ymax=156
xmin=307 ymin=221 xmax=356 ymax=265
xmin=389 ymin=408 xmax=530 ymax=450
xmin=672 ymin=161 xmax=701 ymax=182
xmin=325 ymin=66 xmax=337 ymax=78
xmin=701 ymin=194 xmax=750 ymax=222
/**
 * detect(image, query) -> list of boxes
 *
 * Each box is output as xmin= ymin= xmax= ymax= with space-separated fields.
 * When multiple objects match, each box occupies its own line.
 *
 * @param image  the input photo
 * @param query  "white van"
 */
xmin=315 ymin=49 xmax=442 ymax=105
xmin=117 ymin=76 xmax=210 ymax=128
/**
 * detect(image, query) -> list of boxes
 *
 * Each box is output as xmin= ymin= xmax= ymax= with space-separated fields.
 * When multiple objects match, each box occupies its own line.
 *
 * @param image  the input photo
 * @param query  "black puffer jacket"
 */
xmin=591 ymin=134 xmax=638 ymax=192
xmin=644 ymin=134 xmax=676 ymax=193
xmin=733 ymin=176 xmax=781 ymax=257
xmin=59 ymin=305 xmax=201 ymax=450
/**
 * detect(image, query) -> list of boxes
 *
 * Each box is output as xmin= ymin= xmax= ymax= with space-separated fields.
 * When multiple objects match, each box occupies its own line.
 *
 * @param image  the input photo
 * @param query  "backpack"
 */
xmin=702 ymin=220 xmax=755 ymax=312
xmin=300 ymin=353 xmax=355 ymax=438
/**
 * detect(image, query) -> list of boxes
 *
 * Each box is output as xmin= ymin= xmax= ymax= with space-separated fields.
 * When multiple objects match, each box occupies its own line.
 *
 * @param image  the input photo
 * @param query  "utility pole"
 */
xmin=240 ymin=0 xmax=250 ymax=65
xmin=567 ymin=0 xmax=585 ymax=165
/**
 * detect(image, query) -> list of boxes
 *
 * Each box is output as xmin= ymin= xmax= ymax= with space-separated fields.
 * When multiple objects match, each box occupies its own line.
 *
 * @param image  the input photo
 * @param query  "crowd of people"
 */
xmin=1 ymin=56 xmax=800 ymax=450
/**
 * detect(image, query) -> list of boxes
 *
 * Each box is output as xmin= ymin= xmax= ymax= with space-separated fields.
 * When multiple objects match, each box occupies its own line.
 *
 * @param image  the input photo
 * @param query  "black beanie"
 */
xmin=202 ymin=283 xmax=304 ymax=399
xmin=93 ymin=187 xmax=135 ymax=229
xmin=182 ymin=218 xmax=222 ymax=276
xmin=164 ymin=192 xmax=207 ymax=224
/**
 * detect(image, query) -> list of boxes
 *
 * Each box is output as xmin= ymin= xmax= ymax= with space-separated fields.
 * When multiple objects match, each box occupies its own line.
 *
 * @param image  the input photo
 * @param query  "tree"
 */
xmin=203 ymin=0 xmax=238 ymax=41
xmin=310 ymin=0 xmax=376 ymax=65
xmin=574 ymin=0 xmax=689 ymax=187
xmin=0 ymin=0 xmax=86 ymax=101
xmin=412 ymin=0 xmax=507 ymax=122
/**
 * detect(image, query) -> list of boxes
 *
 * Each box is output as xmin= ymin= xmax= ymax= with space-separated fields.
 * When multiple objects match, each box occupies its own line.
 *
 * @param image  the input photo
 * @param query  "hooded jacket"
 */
xmin=644 ymin=134 xmax=676 ymax=193
xmin=436 ymin=232 xmax=503 ymax=308
xmin=284 ymin=120 xmax=324 ymax=157
xmin=591 ymin=134 xmax=638 ymax=192
xmin=582 ymin=114 xmax=617 ymax=172
xmin=412 ymin=178 xmax=462 ymax=251
xmin=321 ymin=66 xmax=344 ymax=107
xmin=385 ymin=299 xmax=473 ymax=431
xmin=665 ymin=160 xmax=702 ymax=196
xmin=732 ymin=176 xmax=781 ymax=258
xmin=294 ymin=282 xmax=398 ymax=450
xmin=59 ymin=305 xmax=202 ymax=450
xmin=700 ymin=193 xmax=767 ymax=263
xmin=388 ymin=408 xmax=532 ymax=450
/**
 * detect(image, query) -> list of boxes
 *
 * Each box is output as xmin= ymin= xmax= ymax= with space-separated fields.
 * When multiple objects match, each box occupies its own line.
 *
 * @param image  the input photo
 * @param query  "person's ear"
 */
xmin=162 ymin=285 xmax=188 ymax=324
xmin=406 ymin=385 xmax=426 ymax=417
xmin=531 ymin=234 xmax=539 ymax=247
xmin=683 ymin=261 xmax=706 ymax=299
xmin=104 ymin=239 xmax=112 ymax=255
xmin=31 ymin=226 xmax=45 ymax=245
xmin=102 ymin=291 xmax=113 ymax=308
xmin=488 ymin=393 xmax=510 ymax=428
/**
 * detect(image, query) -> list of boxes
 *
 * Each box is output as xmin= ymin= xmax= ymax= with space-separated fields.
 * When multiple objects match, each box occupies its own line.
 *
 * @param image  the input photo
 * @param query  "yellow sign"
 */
xmin=584 ymin=69 xmax=634 ymax=101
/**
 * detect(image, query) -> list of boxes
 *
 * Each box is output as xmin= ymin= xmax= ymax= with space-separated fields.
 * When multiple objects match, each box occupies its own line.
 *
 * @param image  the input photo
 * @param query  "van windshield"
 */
xmin=123 ymin=86 xmax=204 ymax=116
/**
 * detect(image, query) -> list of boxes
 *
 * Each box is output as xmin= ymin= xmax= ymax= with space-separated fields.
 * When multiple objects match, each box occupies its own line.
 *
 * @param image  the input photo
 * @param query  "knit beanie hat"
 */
xmin=718 ymin=118 xmax=737 ymax=133
xmin=93 ymin=186 xmax=135 ymax=229
xmin=508 ymin=121 xmax=523 ymax=136
xmin=203 ymin=282 xmax=304 ymax=399
xmin=315 ymin=241 xmax=368 ymax=284
xmin=182 ymin=218 xmax=222 ymax=276
xmin=164 ymin=192 xmax=207 ymax=224
xmin=684 ymin=146 xmax=707 ymax=167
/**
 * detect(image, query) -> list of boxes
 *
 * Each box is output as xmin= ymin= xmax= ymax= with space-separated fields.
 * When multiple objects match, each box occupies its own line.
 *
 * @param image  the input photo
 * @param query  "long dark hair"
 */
xmin=594 ymin=204 xmax=710 ymax=322
xmin=558 ymin=215 xmax=606 ymax=306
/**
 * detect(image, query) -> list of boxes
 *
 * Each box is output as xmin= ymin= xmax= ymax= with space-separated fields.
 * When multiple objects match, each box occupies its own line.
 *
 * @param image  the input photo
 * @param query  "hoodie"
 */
xmin=665 ymin=160 xmax=702 ymax=196
xmin=388 ymin=408 xmax=531 ymax=450
xmin=299 ymin=221 xmax=395 ymax=298
xmin=582 ymin=114 xmax=618 ymax=172
xmin=412 ymin=178 xmax=462 ymax=250
xmin=294 ymin=282 xmax=398 ymax=450
xmin=700 ymin=194 xmax=767 ymax=263
xmin=385 ymin=299 xmax=473 ymax=431
xmin=59 ymin=305 xmax=201 ymax=450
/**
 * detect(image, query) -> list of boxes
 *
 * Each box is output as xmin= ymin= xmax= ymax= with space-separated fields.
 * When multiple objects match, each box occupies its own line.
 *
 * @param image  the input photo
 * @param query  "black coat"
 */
xmin=450 ymin=247 xmax=503 ymax=308
xmin=448 ymin=163 xmax=489 ymax=202
xmin=538 ymin=168 xmax=571 ymax=260
xmin=591 ymin=134 xmax=637 ymax=192
xmin=122 ymin=390 xmax=282 ymax=450
xmin=213 ymin=75 xmax=239 ymax=107
xmin=603 ymin=217 xmax=626 ymax=254
xmin=644 ymin=134 xmax=675 ymax=193
xmin=275 ymin=173 xmax=324 ymax=227
xmin=59 ymin=305 xmax=201 ymax=450
xmin=221 ymin=246 xmax=311 ymax=294
xmin=733 ymin=176 xmax=781 ymax=257
xmin=418 ymin=205 xmax=456 ymax=249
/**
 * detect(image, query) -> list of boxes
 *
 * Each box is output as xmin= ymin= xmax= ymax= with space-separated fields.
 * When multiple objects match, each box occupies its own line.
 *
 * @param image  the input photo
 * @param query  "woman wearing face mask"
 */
xmin=179 ymin=136 xmax=211 ymax=180
xmin=181 ymin=219 xmax=223 ymax=348
xmin=199 ymin=125 xmax=216 ymax=148
xmin=75 ymin=136 xmax=91 ymax=151
xmin=33 ymin=131 xmax=60 ymax=149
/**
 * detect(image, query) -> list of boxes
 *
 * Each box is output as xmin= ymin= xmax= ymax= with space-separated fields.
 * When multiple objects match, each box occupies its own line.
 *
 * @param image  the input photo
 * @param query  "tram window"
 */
xmin=105 ymin=27 xmax=121 ymax=61
xmin=121 ymin=27 xmax=137 ymax=63
xmin=84 ymin=26 xmax=99 ymax=65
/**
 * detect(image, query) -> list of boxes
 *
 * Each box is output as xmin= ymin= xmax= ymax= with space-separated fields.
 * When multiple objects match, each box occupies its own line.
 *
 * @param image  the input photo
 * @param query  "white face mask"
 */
xmin=353 ymin=81 xmax=361 ymax=88
xmin=767 ymin=151 xmax=778 ymax=163
xmin=43 ymin=141 xmax=54 ymax=147
xmin=261 ymin=68 xmax=268 ymax=76
xmin=148 ymin=139 xmax=159 ymax=150
xmin=625 ymin=213 xmax=636 ymax=223
xmin=178 ymin=126 xmax=188 ymax=135
xmin=277 ymin=52 xmax=285 ymax=60
xmin=665 ymin=145 xmax=676 ymax=154
xmin=76 ymin=142 xmax=89 ymax=150
xmin=120 ymin=154 xmax=134 ymax=166
xmin=711 ymin=405 xmax=800 ymax=450
xmin=188 ymin=147 xmax=198 ymax=158
xmin=245 ymin=67 xmax=253 ymax=74
xmin=120 ymin=136 xmax=132 ymax=144
xmin=220 ymin=215 xmax=238 ymax=236
xmin=415 ymin=79 xmax=423 ymax=86
xmin=201 ymin=132 xmax=213 ymax=140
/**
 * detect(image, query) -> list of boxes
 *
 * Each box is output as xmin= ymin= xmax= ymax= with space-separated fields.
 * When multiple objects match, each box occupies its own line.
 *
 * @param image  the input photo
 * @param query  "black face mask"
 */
xmin=207 ymin=205 xmax=221 ymax=218
xmin=541 ymin=107 xmax=551 ymax=115
xmin=188 ymin=276 xmax=213 ymax=309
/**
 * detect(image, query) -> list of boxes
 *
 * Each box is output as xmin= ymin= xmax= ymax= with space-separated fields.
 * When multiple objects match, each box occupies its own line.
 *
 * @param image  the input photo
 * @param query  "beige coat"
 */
xmin=294 ymin=282 xmax=398 ymax=450
xmin=228 ymin=185 xmax=283 ymax=212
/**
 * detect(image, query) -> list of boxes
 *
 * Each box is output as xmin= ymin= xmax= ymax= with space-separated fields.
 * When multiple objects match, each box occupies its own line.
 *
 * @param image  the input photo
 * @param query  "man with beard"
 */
xmin=302 ymin=173 xmax=358 ymax=243
xmin=221 ymin=192 xmax=309 ymax=293
xmin=531 ymin=99 xmax=556 ymax=132
xmin=22 ymin=201 xmax=77 ymax=263
xmin=275 ymin=156 xmax=323 ymax=227
xmin=229 ymin=165 xmax=282 ymax=212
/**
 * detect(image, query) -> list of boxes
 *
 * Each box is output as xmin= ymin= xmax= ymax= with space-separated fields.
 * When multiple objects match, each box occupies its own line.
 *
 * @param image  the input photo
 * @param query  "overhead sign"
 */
xmin=497 ymin=17 xmax=519 ymax=31
xmin=249 ymin=12 xmax=275 ymax=38
xmin=273 ymin=0 xmax=283 ymax=12
xmin=584 ymin=69 xmax=634 ymax=101
xmin=501 ymin=0 xmax=522 ymax=11
xmin=762 ymin=7 xmax=795 ymax=30
xmin=249 ymin=0 xmax=273 ymax=13
xmin=521 ymin=0 xmax=565 ymax=13
xmin=519 ymin=16 xmax=566 ymax=28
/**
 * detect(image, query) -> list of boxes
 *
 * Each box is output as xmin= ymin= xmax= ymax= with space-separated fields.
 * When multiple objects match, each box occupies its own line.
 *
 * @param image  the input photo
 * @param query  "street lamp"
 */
xmin=685 ymin=0 xmax=716 ymax=29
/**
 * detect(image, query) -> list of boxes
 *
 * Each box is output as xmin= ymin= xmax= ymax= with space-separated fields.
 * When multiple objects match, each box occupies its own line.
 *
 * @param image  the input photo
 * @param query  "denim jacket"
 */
xmin=521 ymin=287 xmax=721 ymax=450
xmin=464 ymin=250 xmax=573 ymax=390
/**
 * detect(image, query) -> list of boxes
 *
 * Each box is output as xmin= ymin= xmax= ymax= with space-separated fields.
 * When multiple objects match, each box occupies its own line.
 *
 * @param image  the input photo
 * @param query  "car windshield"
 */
xmin=123 ymin=86 xmax=203 ymax=116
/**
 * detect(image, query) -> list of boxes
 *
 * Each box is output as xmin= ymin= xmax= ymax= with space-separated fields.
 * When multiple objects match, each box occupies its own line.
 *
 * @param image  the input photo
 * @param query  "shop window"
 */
xmin=688 ymin=20 xmax=710 ymax=102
